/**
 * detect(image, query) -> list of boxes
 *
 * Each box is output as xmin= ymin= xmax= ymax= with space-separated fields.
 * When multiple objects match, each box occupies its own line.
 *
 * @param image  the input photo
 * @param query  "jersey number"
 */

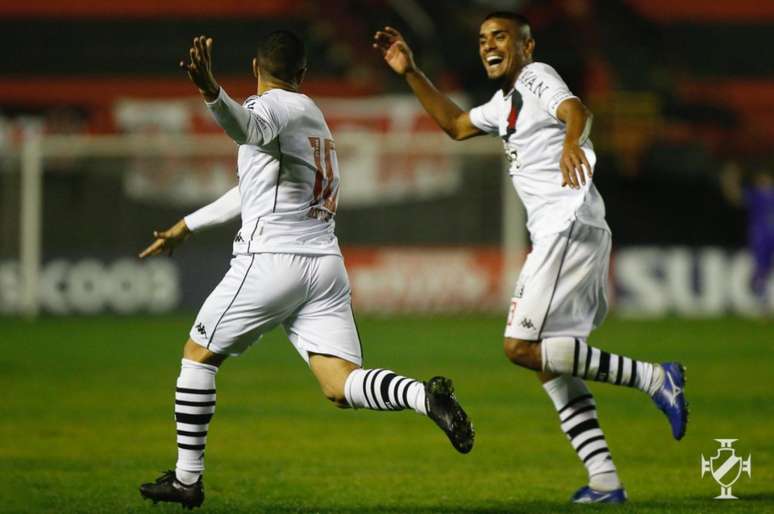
xmin=308 ymin=136 xmax=338 ymax=212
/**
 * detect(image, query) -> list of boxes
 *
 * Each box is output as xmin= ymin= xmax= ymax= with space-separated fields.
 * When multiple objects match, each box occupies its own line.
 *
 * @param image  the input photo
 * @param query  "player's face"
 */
xmin=478 ymin=18 xmax=533 ymax=84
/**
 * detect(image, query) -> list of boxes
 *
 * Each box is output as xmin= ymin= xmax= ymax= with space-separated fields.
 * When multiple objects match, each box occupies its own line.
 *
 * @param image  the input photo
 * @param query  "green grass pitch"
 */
xmin=1 ymin=314 xmax=772 ymax=513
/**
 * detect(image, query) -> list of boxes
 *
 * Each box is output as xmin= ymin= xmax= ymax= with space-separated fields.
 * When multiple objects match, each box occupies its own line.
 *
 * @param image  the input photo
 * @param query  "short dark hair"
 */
xmin=482 ymin=11 xmax=532 ymax=39
xmin=257 ymin=30 xmax=307 ymax=83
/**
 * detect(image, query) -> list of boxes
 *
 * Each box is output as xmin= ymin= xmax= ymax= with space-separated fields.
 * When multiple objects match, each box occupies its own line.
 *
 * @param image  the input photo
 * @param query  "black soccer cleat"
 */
xmin=140 ymin=470 xmax=204 ymax=510
xmin=425 ymin=376 xmax=475 ymax=454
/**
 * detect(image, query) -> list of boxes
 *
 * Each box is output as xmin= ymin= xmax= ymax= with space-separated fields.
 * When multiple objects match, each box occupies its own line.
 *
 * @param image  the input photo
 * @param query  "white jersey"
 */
xmin=469 ymin=62 xmax=608 ymax=237
xmin=190 ymin=87 xmax=342 ymax=256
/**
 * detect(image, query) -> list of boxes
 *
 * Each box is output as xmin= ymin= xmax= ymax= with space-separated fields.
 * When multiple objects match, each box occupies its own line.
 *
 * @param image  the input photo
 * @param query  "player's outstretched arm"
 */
xmin=181 ymin=36 xmax=279 ymax=145
xmin=373 ymin=27 xmax=481 ymax=141
xmin=557 ymin=98 xmax=594 ymax=189
xmin=180 ymin=35 xmax=220 ymax=101
xmin=139 ymin=219 xmax=191 ymax=259
xmin=138 ymin=186 xmax=241 ymax=259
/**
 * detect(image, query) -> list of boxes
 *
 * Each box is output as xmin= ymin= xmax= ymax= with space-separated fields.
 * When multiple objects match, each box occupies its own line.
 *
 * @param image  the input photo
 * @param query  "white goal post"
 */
xmin=16 ymin=129 xmax=525 ymax=317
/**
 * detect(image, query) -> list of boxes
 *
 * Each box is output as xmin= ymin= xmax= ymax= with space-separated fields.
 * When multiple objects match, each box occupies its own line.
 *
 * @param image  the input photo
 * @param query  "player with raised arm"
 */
xmin=374 ymin=13 xmax=688 ymax=504
xmin=138 ymin=31 xmax=474 ymax=510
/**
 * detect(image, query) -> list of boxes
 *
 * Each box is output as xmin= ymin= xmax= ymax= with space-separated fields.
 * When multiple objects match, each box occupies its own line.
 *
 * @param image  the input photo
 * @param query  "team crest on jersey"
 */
xmin=501 ymin=90 xmax=523 ymax=143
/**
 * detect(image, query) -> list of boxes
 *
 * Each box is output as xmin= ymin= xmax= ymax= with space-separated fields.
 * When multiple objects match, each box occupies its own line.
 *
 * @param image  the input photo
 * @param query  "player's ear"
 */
xmin=252 ymin=58 xmax=258 ymax=79
xmin=296 ymin=66 xmax=308 ymax=87
xmin=525 ymin=37 xmax=535 ymax=58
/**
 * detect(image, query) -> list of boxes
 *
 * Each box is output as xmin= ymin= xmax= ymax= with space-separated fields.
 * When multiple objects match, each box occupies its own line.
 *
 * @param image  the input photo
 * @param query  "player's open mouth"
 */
xmin=485 ymin=55 xmax=504 ymax=69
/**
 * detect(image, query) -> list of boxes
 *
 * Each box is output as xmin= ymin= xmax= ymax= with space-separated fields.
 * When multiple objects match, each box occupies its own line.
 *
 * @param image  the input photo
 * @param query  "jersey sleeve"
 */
xmin=184 ymin=186 xmax=241 ymax=232
xmin=523 ymin=63 xmax=578 ymax=119
xmin=469 ymin=92 xmax=501 ymax=134
xmin=205 ymin=88 xmax=289 ymax=145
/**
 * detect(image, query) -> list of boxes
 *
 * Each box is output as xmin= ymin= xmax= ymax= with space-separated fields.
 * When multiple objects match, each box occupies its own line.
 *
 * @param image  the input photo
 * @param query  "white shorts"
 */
xmin=505 ymin=221 xmax=611 ymax=341
xmin=190 ymin=253 xmax=363 ymax=365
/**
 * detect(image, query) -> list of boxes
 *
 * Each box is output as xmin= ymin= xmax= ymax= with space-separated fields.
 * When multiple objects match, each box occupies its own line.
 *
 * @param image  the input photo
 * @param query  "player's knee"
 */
xmin=503 ymin=338 xmax=541 ymax=369
xmin=319 ymin=382 xmax=349 ymax=408
xmin=182 ymin=339 xmax=227 ymax=367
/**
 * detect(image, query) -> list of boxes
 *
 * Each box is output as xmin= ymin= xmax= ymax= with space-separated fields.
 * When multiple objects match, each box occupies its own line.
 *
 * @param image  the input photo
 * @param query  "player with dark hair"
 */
xmin=375 ymin=13 xmax=688 ymax=504
xmin=138 ymin=31 xmax=474 ymax=509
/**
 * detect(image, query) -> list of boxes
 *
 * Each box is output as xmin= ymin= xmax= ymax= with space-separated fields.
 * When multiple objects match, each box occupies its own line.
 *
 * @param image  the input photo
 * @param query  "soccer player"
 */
xmin=374 ymin=13 xmax=688 ymax=504
xmin=138 ymin=31 xmax=474 ymax=509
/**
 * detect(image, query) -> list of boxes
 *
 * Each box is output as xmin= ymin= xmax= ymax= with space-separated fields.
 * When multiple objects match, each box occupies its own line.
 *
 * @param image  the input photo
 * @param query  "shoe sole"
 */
xmin=676 ymin=363 xmax=688 ymax=440
xmin=427 ymin=377 xmax=475 ymax=454
xmin=139 ymin=487 xmax=203 ymax=510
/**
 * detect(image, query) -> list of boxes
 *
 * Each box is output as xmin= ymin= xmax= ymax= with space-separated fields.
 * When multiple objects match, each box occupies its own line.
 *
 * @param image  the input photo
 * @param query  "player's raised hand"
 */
xmin=180 ymin=35 xmax=220 ymax=101
xmin=560 ymin=142 xmax=592 ymax=189
xmin=138 ymin=219 xmax=191 ymax=259
xmin=373 ymin=26 xmax=416 ymax=75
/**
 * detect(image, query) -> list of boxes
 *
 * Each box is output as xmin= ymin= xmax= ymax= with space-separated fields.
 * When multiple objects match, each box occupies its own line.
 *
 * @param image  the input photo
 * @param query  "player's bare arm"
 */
xmin=373 ymin=26 xmax=481 ymax=141
xmin=180 ymin=35 xmax=220 ymax=102
xmin=557 ymin=98 xmax=593 ymax=189
xmin=138 ymin=219 xmax=191 ymax=258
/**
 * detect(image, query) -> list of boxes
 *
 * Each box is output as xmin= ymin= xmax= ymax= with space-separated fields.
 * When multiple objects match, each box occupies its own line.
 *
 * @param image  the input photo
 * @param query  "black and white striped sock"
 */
xmin=344 ymin=368 xmax=427 ymax=415
xmin=542 ymin=337 xmax=663 ymax=395
xmin=543 ymin=375 xmax=621 ymax=491
xmin=174 ymin=359 xmax=218 ymax=485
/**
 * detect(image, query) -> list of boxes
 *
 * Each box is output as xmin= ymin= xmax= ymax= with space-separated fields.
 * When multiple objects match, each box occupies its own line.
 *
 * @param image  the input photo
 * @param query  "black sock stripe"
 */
xmin=403 ymin=380 xmax=414 ymax=408
xmin=380 ymin=373 xmax=398 ymax=409
xmin=371 ymin=369 xmax=387 ymax=409
xmin=175 ymin=412 xmax=213 ymax=425
xmin=583 ymin=347 xmax=592 ymax=378
xmin=175 ymin=400 xmax=216 ymax=407
xmin=615 ymin=355 xmax=623 ymax=385
xmin=575 ymin=434 xmax=605 ymax=453
xmin=558 ymin=394 xmax=593 ymax=415
xmin=176 ymin=387 xmax=216 ymax=395
xmin=561 ymin=404 xmax=596 ymax=424
xmin=582 ymin=447 xmax=610 ymax=463
xmin=177 ymin=430 xmax=208 ymax=437
xmin=567 ymin=418 xmax=600 ymax=440
xmin=596 ymin=351 xmax=611 ymax=381
xmin=177 ymin=443 xmax=206 ymax=450
xmin=629 ymin=360 xmax=637 ymax=387
xmin=361 ymin=369 xmax=377 ymax=409
xmin=572 ymin=338 xmax=580 ymax=376
xmin=393 ymin=378 xmax=411 ymax=407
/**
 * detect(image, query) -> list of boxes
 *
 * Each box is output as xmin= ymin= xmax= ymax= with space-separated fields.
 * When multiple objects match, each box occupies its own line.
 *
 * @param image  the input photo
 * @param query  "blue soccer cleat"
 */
xmin=651 ymin=362 xmax=688 ymax=440
xmin=571 ymin=485 xmax=628 ymax=504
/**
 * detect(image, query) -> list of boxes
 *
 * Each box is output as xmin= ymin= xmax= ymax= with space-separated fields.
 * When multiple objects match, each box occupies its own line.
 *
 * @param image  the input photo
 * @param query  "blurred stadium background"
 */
xmin=1 ymin=1 xmax=772 ymax=512
xmin=2 ymin=0 xmax=772 ymax=318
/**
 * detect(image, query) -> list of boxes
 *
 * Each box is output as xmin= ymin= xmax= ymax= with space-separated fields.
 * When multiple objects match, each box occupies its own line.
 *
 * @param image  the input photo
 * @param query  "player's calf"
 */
xmin=309 ymin=353 xmax=359 ymax=408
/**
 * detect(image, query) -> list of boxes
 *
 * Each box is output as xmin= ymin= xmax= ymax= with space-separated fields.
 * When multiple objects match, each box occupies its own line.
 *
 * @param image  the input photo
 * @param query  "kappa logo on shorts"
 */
xmin=195 ymin=322 xmax=207 ymax=338
xmin=234 ymin=232 xmax=244 ymax=243
xmin=520 ymin=318 xmax=535 ymax=330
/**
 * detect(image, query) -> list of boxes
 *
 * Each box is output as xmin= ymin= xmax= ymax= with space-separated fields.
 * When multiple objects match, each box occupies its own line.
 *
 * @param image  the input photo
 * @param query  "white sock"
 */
xmin=542 ymin=337 xmax=664 ymax=395
xmin=174 ymin=359 xmax=218 ymax=485
xmin=543 ymin=375 xmax=622 ymax=491
xmin=344 ymin=368 xmax=427 ymax=415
